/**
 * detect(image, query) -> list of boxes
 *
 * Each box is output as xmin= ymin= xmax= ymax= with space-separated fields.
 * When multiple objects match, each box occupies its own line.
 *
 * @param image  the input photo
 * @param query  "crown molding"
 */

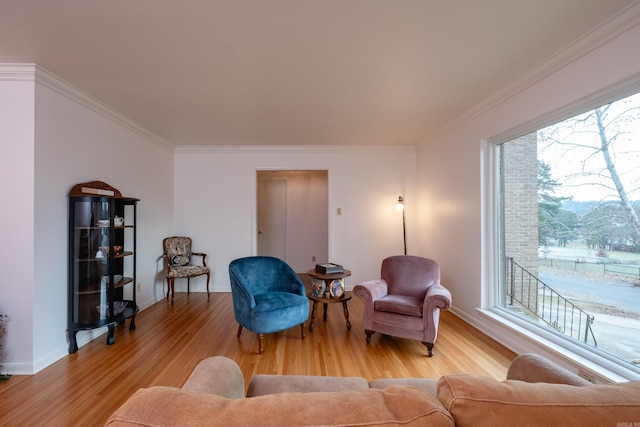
xmin=175 ymin=144 xmax=416 ymax=154
xmin=486 ymin=70 xmax=640 ymax=145
xmin=0 ymin=63 xmax=175 ymax=152
xmin=0 ymin=63 xmax=38 ymax=80
xmin=424 ymin=0 xmax=640 ymax=144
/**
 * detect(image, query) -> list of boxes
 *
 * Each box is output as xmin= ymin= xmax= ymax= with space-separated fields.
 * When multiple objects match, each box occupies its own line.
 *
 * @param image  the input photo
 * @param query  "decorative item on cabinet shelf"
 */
xmin=102 ymin=275 xmax=123 ymax=285
xmin=96 ymin=301 xmax=128 ymax=316
xmin=96 ymin=246 xmax=124 ymax=258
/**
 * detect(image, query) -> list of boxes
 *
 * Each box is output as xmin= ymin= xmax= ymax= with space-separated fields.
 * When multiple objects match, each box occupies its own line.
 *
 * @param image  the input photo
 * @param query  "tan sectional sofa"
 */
xmin=106 ymin=353 xmax=640 ymax=426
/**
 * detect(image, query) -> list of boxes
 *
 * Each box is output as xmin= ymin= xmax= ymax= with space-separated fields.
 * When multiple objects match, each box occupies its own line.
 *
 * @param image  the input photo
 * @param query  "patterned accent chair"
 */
xmin=353 ymin=255 xmax=451 ymax=357
xmin=163 ymin=236 xmax=210 ymax=304
xmin=228 ymin=256 xmax=309 ymax=354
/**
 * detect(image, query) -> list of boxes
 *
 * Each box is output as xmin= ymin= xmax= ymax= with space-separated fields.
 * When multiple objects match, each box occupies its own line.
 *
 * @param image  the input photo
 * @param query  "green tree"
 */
xmin=538 ymin=160 xmax=569 ymax=245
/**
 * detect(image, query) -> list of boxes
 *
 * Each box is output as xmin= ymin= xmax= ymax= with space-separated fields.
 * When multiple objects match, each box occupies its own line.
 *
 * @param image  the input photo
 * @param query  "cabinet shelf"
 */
xmin=75 ymin=300 xmax=139 ymax=328
xmin=115 ymin=251 xmax=133 ymax=258
xmin=74 ymin=226 xmax=133 ymax=232
xmin=75 ymin=277 xmax=133 ymax=295
xmin=75 ymin=252 xmax=134 ymax=262
xmin=67 ymin=181 xmax=139 ymax=354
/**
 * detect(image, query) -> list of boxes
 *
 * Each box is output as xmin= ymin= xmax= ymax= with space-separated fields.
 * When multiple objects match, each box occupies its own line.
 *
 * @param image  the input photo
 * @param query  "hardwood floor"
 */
xmin=0 ymin=291 xmax=516 ymax=426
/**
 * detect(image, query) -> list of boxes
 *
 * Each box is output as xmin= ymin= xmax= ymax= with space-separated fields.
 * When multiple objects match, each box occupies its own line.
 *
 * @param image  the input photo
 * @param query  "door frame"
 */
xmin=252 ymin=168 xmax=331 ymax=267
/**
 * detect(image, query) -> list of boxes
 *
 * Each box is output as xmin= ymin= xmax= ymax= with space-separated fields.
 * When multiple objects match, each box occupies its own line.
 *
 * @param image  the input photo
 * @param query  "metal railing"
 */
xmin=506 ymin=257 xmax=597 ymax=346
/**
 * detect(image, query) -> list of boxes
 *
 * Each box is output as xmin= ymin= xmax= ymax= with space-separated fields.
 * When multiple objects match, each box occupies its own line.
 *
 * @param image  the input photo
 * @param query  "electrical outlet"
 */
xmin=577 ymin=369 xmax=595 ymax=384
xmin=312 ymin=256 xmax=316 ymax=262
xmin=136 ymin=282 xmax=141 ymax=292
xmin=337 ymin=208 xmax=342 ymax=215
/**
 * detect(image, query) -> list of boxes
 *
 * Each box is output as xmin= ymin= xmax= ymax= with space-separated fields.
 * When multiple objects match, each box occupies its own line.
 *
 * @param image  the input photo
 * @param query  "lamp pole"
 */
xmin=398 ymin=196 xmax=406 ymax=255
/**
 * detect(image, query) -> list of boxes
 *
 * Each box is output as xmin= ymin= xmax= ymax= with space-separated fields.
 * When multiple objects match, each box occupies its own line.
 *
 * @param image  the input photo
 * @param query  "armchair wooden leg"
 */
xmin=257 ymin=334 xmax=264 ymax=354
xmin=423 ymin=342 xmax=434 ymax=357
xmin=167 ymin=278 xmax=175 ymax=305
xmin=237 ymin=324 xmax=243 ymax=338
xmin=300 ymin=323 xmax=306 ymax=339
xmin=365 ymin=330 xmax=374 ymax=343
xmin=206 ymin=272 xmax=211 ymax=298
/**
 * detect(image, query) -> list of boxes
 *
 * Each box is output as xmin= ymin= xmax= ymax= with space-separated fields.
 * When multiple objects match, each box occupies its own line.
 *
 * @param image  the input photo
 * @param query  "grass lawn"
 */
xmin=539 ymin=245 xmax=640 ymax=280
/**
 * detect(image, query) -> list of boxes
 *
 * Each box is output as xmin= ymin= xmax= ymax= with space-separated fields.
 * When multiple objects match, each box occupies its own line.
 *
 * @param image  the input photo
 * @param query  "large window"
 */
xmin=498 ymin=91 xmax=640 ymax=373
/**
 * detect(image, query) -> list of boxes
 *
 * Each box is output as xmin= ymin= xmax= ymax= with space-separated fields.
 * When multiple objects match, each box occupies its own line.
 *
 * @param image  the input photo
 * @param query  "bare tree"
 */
xmin=539 ymin=93 xmax=640 ymax=240
xmin=593 ymin=105 xmax=640 ymax=238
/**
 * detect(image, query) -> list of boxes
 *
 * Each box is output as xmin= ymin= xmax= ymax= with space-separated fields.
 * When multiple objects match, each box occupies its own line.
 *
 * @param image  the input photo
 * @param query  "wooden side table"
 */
xmin=306 ymin=269 xmax=352 ymax=331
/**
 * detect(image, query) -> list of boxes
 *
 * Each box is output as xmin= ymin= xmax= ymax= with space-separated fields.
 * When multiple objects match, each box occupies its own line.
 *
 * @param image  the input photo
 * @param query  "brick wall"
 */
xmin=502 ymin=132 xmax=538 ymax=309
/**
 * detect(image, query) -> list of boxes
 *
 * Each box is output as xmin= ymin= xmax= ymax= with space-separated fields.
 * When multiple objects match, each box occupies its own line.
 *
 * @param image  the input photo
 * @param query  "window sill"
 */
xmin=476 ymin=307 xmax=640 ymax=382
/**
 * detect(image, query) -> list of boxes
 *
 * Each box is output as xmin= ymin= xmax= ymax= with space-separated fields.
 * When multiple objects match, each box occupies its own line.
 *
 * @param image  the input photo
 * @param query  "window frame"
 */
xmin=482 ymin=77 xmax=640 ymax=382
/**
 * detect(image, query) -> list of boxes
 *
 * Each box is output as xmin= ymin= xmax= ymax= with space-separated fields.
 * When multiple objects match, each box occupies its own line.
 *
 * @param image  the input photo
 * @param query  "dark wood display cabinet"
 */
xmin=67 ymin=181 xmax=139 ymax=353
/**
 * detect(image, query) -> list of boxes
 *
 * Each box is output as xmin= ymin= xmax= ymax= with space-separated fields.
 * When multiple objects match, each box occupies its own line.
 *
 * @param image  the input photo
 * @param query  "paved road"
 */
xmin=538 ymin=269 xmax=640 ymax=362
xmin=538 ymin=270 xmax=640 ymax=314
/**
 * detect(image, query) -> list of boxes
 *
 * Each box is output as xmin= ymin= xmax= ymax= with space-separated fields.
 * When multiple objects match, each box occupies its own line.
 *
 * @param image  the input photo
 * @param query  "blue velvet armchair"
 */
xmin=229 ymin=256 xmax=310 ymax=354
xmin=353 ymin=255 xmax=451 ymax=357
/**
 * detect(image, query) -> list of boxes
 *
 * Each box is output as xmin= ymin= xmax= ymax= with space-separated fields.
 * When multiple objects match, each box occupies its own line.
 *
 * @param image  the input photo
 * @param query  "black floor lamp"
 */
xmin=397 ymin=196 xmax=406 ymax=255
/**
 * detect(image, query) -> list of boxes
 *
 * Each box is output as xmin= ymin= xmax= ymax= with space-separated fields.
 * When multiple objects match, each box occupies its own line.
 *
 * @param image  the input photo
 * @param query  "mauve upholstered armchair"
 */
xmin=229 ymin=256 xmax=310 ymax=354
xmin=353 ymin=255 xmax=451 ymax=357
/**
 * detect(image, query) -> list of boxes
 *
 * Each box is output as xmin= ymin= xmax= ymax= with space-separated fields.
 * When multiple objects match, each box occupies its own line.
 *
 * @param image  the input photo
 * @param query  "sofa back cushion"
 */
xmin=247 ymin=374 xmax=369 ymax=396
xmin=106 ymin=385 xmax=455 ymax=427
xmin=381 ymin=255 xmax=440 ymax=299
xmin=506 ymin=353 xmax=592 ymax=386
xmin=437 ymin=374 xmax=640 ymax=427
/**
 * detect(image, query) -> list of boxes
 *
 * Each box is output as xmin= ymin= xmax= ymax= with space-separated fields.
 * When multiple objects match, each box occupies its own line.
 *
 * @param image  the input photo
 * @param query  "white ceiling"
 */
xmin=0 ymin=1 xmax=637 ymax=147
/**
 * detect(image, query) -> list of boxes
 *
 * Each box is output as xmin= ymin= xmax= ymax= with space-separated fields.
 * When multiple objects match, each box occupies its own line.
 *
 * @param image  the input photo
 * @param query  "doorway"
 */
xmin=257 ymin=179 xmax=287 ymax=260
xmin=256 ymin=170 xmax=328 ymax=272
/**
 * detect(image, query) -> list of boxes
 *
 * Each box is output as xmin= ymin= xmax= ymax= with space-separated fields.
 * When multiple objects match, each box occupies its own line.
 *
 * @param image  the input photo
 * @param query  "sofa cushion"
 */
xmin=247 ymin=374 xmax=368 ymax=396
xmin=374 ymin=294 xmax=423 ymax=317
xmin=106 ymin=385 xmax=455 ymax=427
xmin=437 ymin=374 xmax=640 ymax=427
xmin=181 ymin=356 xmax=245 ymax=399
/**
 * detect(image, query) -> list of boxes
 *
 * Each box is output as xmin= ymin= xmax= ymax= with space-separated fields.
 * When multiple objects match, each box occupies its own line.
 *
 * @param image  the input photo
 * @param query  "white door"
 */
xmin=257 ymin=179 xmax=287 ymax=259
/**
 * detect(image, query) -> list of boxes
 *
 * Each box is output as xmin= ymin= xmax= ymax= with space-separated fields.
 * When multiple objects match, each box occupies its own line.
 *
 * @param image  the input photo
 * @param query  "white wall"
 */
xmin=1 ymin=65 xmax=175 ymax=373
xmin=174 ymin=146 xmax=416 ymax=290
xmin=285 ymin=170 xmax=328 ymax=271
xmin=416 ymin=19 xmax=640 ymax=371
xmin=0 ymin=75 xmax=36 ymax=374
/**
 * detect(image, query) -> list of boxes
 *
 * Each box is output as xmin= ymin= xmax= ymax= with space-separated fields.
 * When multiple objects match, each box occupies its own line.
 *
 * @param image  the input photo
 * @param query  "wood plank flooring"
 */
xmin=0 ymin=291 xmax=516 ymax=426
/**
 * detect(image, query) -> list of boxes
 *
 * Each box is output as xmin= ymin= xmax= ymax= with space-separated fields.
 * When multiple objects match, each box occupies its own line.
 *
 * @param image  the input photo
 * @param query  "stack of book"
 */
xmin=315 ymin=263 xmax=344 ymax=274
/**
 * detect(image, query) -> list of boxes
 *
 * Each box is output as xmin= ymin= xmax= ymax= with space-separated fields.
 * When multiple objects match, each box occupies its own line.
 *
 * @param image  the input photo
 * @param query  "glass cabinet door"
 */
xmin=70 ymin=199 xmax=113 ymax=325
